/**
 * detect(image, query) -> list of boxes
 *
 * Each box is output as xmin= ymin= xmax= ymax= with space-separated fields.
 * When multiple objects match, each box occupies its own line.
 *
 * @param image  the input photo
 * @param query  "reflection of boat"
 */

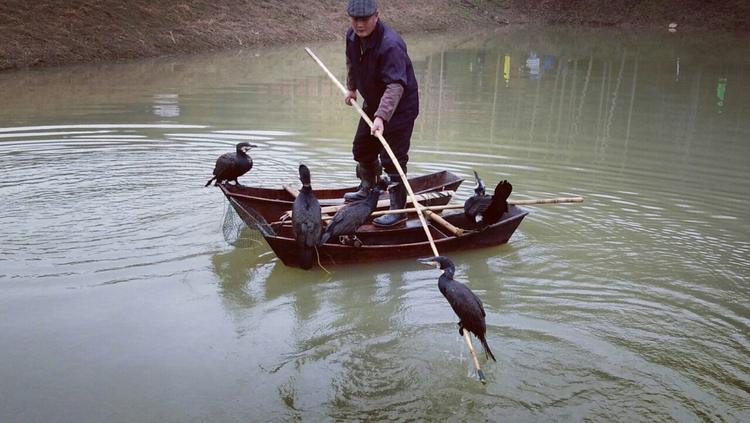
xmin=219 ymin=170 xmax=463 ymax=223
xmin=229 ymin=195 xmax=528 ymax=268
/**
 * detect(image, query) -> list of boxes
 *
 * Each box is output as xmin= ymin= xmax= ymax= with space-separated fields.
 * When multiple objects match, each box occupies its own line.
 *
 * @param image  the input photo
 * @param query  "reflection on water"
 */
xmin=152 ymin=94 xmax=180 ymax=118
xmin=1 ymin=27 xmax=749 ymax=422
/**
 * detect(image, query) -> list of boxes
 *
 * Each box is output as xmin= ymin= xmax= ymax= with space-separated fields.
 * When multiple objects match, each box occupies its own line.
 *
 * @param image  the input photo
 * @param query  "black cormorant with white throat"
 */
xmin=205 ymin=142 xmax=257 ymax=187
xmin=464 ymin=171 xmax=512 ymax=227
xmin=418 ymin=255 xmax=496 ymax=362
xmin=292 ymin=164 xmax=322 ymax=270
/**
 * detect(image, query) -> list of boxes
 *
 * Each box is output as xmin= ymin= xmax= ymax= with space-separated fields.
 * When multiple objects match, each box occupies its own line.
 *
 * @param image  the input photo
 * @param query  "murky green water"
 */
xmin=1 ymin=27 xmax=749 ymax=422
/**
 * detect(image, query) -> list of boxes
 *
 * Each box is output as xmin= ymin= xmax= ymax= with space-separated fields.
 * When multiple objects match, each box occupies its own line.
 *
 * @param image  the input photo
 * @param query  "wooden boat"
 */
xmin=228 ymin=196 xmax=528 ymax=268
xmin=219 ymin=170 xmax=463 ymax=223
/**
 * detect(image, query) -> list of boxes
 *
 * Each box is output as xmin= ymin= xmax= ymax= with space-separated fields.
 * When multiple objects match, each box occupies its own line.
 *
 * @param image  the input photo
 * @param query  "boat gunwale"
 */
xmin=219 ymin=170 xmax=464 ymax=203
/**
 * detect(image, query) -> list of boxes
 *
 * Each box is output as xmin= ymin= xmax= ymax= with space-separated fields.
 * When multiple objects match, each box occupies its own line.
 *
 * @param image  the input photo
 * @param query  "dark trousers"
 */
xmin=352 ymin=118 xmax=415 ymax=177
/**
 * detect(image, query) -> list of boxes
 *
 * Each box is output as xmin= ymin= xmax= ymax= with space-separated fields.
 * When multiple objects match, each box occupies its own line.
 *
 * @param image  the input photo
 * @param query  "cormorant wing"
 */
xmin=297 ymin=220 xmax=316 ymax=247
xmin=439 ymin=276 xmax=485 ymax=320
xmin=293 ymin=196 xmax=322 ymax=248
xmin=213 ymin=152 xmax=236 ymax=177
xmin=464 ymin=195 xmax=492 ymax=223
xmin=469 ymin=288 xmax=486 ymax=318
xmin=325 ymin=207 xmax=347 ymax=234
xmin=326 ymin=200 xmax=370 ymax=238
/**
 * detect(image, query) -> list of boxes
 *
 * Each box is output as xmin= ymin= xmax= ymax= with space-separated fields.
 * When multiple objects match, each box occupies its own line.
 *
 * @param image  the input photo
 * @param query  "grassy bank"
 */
xmin=1 ymin=0 xmax=748 ymax=71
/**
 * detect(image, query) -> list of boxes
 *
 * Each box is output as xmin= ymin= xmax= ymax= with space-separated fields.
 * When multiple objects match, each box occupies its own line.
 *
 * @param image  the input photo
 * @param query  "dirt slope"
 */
xmin=1 ymin=0 xmax=748 ymax=71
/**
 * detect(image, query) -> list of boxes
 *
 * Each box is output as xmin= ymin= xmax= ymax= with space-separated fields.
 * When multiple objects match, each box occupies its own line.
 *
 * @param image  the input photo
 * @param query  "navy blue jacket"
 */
xmin=346 ymin=21 xmax=419 ymax=129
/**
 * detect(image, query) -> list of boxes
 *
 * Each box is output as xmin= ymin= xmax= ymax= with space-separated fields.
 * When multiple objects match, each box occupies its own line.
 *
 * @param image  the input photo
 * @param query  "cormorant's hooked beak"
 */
xmin=243 ymin=144 xmax=258 ymax=152
xmin=417 ymin=256 xmax=439 ymax=268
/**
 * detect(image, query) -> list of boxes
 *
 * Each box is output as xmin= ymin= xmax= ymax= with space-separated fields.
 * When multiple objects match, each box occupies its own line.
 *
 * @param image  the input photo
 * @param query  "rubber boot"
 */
xmin=373 ymin=175 xmax=407 ymax=227
xmin=344 ymin=160 xmax=381 ymax=202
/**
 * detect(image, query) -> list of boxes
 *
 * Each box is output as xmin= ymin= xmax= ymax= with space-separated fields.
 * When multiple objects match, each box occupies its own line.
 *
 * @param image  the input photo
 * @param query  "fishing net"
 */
xmin=221 ymin=198 xmax=275 ymax=248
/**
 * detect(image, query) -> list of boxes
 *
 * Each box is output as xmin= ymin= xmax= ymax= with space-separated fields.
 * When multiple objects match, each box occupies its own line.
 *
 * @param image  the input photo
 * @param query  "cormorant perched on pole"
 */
xmin=319 ymin=186 xmax=382 ymax=245
xmin=205 ymin=142 xmax=257 ymax=187
xmin=418 ymin=255 xmax=496 ymax=362
xmin=292 ymin=164 xmax=322 ymax=270
xmin=464 ymin=171 xmax=512 ymax=227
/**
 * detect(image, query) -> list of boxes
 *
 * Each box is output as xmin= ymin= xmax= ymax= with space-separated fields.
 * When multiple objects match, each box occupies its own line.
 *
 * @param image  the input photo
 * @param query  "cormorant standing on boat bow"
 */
xmin=205 ymin=142 xmax=257 ymax=187
xmin=292 ymin=164 xmax=322 ymax=270
xmin=464 ymin=171 xmax=512 ymax=227
xmin=418 ymin=255 xmax=496 ymax=362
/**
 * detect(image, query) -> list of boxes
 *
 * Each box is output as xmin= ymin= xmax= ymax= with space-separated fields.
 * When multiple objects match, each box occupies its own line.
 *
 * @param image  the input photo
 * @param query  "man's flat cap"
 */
xmin=347 ymin=0 xmax=377 ymax=17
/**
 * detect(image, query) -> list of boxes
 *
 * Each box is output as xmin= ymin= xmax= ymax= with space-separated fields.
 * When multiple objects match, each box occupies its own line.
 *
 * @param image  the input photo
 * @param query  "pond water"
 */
xmin=1 ymin=27 xmax=748 ymax=422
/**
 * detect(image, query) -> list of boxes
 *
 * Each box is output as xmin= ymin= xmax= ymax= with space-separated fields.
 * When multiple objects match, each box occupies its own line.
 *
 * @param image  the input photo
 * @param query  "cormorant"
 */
xmin=463 ymin=171 xmax=512 ymax=226
xmin=418 ymin=255 xmax=496 ymax=362
xmin=319 ymin=186 xmax=382 ymax=245
xmin=205 ymin=142 xmax=257 ymax=187
xmin=292 ymin=164 xmax=322 ymax=270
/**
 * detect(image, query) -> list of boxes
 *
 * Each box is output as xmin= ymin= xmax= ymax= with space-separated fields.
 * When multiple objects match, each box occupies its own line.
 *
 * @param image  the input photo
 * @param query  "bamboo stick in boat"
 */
xmin=367 ymin=196 xmax=584 ymax=236
xmin=369 ymin=196 xmax=585 ymax=216
xmin=369 ymin=203 xmax=460 ymax=216
xmin=510 ymin=196 xmax=584 ymax=205
xmin=423 ymin=210 xmax=465 ymax=236
xmin=281 ymin=196 xmax=584 ymax=226
xmin=280 ymin=190 xmax=454 ymax=220
xmin=282 ymin=184 xmax=299 ymax=198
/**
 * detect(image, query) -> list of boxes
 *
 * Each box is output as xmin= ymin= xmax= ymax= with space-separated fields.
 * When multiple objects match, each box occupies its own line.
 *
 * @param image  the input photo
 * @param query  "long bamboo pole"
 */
xmin=305 ymin=47 xmax=439 ymax=258
xmin=464 ymin=330 xmax=486 ymax=384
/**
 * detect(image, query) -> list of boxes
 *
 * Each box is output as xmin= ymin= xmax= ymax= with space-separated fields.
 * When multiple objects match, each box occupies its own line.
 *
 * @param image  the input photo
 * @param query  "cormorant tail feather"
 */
xmin=480 ymin=336 xmax=497 ymax=362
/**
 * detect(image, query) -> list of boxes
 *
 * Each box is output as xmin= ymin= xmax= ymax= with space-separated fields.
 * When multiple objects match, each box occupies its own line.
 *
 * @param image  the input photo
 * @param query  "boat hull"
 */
xmin=263 ymin=206 xmax=528 ymax=268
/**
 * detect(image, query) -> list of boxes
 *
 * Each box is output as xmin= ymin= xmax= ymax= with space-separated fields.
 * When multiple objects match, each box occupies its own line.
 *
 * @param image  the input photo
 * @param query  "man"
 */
xmin=343 ymin=0 xmax=419 ymax=227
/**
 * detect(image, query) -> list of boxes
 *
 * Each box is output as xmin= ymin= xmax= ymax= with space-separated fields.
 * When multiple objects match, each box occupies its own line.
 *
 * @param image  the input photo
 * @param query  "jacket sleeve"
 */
xmin=375 ymin=83 xmax=404 ymax=122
